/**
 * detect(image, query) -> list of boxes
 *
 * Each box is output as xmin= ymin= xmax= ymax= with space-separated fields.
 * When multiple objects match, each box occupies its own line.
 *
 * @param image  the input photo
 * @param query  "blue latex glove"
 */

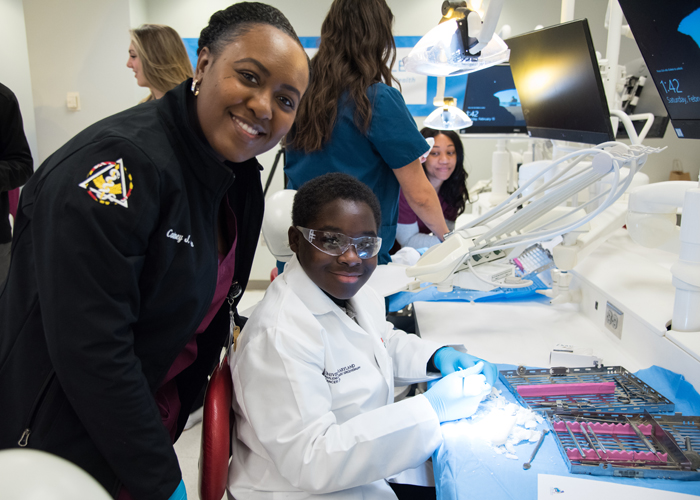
xmin=433 ymin=347 xmax=498 ymax=387
xmin=423 ymin=362 xmax=492 ymax=423
xmin=167 ymin=479 xmax=187 ymax=500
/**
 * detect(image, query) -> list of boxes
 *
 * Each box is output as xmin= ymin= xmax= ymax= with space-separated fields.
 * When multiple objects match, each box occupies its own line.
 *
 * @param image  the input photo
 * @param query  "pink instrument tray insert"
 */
xmin=517 ymin=382 xmax=616 ymax=397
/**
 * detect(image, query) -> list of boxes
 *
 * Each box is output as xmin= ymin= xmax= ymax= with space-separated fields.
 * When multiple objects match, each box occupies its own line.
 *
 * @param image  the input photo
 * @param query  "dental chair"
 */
xmin=198 ymin=355 xmax=233 ymax=500
xmin=200 ymin=189 xmax=295 ymax=500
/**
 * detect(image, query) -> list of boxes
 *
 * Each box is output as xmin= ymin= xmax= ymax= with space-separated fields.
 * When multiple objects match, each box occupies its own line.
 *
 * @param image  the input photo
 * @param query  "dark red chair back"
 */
xmin=198 ymin=356 xmax=233 ymax=500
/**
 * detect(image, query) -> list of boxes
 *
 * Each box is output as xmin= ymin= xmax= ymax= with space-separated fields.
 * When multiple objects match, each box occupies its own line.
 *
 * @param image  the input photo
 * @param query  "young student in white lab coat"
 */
xmin=227 ymin=173 xmax=498 ymax=500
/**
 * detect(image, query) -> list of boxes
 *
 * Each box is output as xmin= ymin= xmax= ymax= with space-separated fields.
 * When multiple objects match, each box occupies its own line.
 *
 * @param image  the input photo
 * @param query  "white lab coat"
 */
xmin=227 ymin=256 xmax=445 ymax=500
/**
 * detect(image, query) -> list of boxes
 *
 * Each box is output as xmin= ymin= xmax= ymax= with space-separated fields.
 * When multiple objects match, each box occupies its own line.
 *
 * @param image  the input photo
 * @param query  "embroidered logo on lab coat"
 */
xmin=323 ymin=364 xmax=361 ymax=384
xmin=79 ymin=158 xmax=133 ymax=208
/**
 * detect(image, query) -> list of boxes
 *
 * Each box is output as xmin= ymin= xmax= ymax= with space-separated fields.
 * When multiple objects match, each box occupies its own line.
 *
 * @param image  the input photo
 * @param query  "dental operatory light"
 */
xmin=402 ymin=0 xmax=510 ymax=77
xmin=423 ymin=64 xmax=472 ymax=131
xmin=424 ymin=96 xmax=473 ymax=131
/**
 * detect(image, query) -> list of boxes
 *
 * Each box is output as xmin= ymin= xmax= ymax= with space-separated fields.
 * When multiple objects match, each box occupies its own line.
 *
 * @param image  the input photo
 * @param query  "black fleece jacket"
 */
xmin=0 ymin=80 xmax=264 ymax=500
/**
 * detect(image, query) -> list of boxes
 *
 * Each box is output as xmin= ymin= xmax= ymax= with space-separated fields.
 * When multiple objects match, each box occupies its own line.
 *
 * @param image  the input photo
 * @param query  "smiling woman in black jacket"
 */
xmin=0 ymin=3 xmax=309 ymax=500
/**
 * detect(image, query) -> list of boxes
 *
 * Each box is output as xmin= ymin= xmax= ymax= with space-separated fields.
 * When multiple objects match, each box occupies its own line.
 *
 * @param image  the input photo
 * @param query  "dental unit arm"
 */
xmin=539 ymin=162 xmax=651 ymax=304
xmin=627 ymin=180 xmax=700 ymax=332
xmin=404 ymin=142 xmax=664 ymax=294
xmin=546 ymin=111 xmax=656 ymax=273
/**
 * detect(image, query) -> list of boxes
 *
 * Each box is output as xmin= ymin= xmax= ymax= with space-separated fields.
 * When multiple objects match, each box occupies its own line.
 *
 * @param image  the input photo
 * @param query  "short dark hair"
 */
xmin=292 ymin=173 xmax=382 ymax=230
xmin=197 ymin=2 xmax=303 ymax=56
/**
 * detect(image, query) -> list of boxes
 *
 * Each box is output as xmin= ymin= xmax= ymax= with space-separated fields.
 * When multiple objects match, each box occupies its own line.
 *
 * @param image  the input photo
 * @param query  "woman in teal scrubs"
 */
xmin=285 ymin=0 xmax=449 ymax=265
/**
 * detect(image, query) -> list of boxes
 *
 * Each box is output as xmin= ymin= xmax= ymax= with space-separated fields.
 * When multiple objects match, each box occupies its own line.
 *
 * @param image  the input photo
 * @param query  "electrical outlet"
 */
xmin=66 ymin=92 xmax=81 ymax=110
xmin=605 ymin=301 xmax=624 ymax=338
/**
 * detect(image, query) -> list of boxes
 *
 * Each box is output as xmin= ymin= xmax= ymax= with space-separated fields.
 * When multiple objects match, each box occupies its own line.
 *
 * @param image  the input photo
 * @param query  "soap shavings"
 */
xmin=461 ymin=387 xmax=544 ymax=460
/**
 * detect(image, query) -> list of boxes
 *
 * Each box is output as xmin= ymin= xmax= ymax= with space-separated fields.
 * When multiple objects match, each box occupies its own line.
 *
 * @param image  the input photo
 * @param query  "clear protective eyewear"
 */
xmin=296 ymin=226 xmax=382 ymax=260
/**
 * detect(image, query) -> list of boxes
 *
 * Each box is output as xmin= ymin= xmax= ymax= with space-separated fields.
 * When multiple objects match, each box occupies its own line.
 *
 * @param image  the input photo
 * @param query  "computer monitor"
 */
xmin=618 ymin=1 xmax=700 ymax=139
xmin=458 ymin=64 xmax=527 ymax=135
xmin=505 ymin=20 xmax=615 ymax=145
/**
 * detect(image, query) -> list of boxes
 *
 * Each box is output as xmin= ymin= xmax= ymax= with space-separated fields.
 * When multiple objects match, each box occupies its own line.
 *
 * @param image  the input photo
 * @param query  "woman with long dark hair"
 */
xmin=285 ymin=0 xmax=449 ymax=265
xmin=396 ymin=128 xmax=469 ymax=249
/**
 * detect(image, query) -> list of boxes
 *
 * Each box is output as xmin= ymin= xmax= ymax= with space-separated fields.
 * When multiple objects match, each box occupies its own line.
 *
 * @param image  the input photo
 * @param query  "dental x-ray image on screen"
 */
xmin=619 ymin=0 xmax=700 ymax=139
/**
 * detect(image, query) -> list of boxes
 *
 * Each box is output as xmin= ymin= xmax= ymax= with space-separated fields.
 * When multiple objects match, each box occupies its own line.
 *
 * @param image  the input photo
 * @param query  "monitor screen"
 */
xmin=459 ymin=64 xmax=527 ymax=135
xmin=505 ymin=20 xmax=615 ymax=145
xmin=618 ymin=1 xmax=700 ymax=139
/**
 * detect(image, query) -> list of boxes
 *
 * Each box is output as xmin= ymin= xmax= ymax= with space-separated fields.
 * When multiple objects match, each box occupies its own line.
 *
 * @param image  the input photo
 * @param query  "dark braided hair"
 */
xmin=420 ymin=128 xmax=469 ymax=218
xmin=197 ymin=2 xmax=304 ymax=56
xmin=292 ymin=173 xmax=382 ymax=230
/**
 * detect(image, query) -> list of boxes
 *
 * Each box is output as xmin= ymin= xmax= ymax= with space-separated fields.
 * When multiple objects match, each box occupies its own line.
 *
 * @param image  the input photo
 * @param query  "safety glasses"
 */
xmin=296 ymin=226 xmax=382 ymax=260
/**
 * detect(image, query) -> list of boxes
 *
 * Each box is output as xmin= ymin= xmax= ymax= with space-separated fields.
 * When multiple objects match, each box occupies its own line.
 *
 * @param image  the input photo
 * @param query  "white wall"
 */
xmin=147 ymin=0 xmax=332 ymax=38
xmin=129 ymin=0 xmax=148 ymax=27
xmin=23 ymin=0 xmax=140 ymax=164
xmin=0 ymin=0 xmax=38 ymax=166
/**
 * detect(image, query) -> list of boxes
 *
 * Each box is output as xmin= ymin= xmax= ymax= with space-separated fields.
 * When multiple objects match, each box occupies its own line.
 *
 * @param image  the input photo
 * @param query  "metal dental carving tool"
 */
xmin=523 ymin=430 xmax=548 ymax=470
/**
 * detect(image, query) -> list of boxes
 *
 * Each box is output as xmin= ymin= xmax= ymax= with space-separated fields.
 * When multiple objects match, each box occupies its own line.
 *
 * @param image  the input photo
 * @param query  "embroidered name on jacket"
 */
xmin=78 ymin=158 xmax=133 ymax=208
xmin=323 ymin=364 xmax=360 ymax=384
xmin=166 ymin=229 xmax=194 ymax=247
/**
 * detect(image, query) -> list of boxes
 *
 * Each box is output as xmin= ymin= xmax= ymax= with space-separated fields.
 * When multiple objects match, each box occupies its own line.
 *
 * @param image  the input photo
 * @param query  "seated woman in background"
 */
xmin=127 ymin=24 xmax=193 ymax=101
xmin=396 ymin=128 xmax=469 ymax=250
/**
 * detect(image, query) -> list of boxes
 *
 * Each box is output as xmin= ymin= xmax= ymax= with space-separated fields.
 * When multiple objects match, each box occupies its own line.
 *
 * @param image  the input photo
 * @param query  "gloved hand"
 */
xmin=433 ymin=347 xmax=499 ymax=387
xmin=423 ymin=362 xmax=492 ymax=423
xmin=167 ymin=479 xmax=187 ymax=500
xmin=419 ymin=137 xmax=435 ymax=163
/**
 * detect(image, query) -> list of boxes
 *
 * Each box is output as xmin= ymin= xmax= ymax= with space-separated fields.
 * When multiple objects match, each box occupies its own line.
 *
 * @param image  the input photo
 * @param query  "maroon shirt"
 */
xmin=154 ymin=198 xmax=238 ymax=440
xmin=398 ymin=189 xmax=457 ymax=234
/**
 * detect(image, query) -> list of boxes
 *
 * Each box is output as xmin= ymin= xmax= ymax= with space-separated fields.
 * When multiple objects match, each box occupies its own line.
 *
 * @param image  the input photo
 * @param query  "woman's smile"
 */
xmin=232 ymin=114 xmax=265 ymax=138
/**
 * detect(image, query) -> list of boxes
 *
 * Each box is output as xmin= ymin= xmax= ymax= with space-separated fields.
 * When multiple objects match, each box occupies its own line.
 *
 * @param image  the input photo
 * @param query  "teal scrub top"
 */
xmin=285 ymin=83 xmax=429 ymax=265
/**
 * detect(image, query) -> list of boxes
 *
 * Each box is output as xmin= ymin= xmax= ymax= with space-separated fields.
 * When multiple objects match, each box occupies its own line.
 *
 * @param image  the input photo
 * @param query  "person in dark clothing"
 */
xmin=0 ymin=3 xmax=309 ymax=500
xmin=0 ymin=82 xmax=33 ymax=285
